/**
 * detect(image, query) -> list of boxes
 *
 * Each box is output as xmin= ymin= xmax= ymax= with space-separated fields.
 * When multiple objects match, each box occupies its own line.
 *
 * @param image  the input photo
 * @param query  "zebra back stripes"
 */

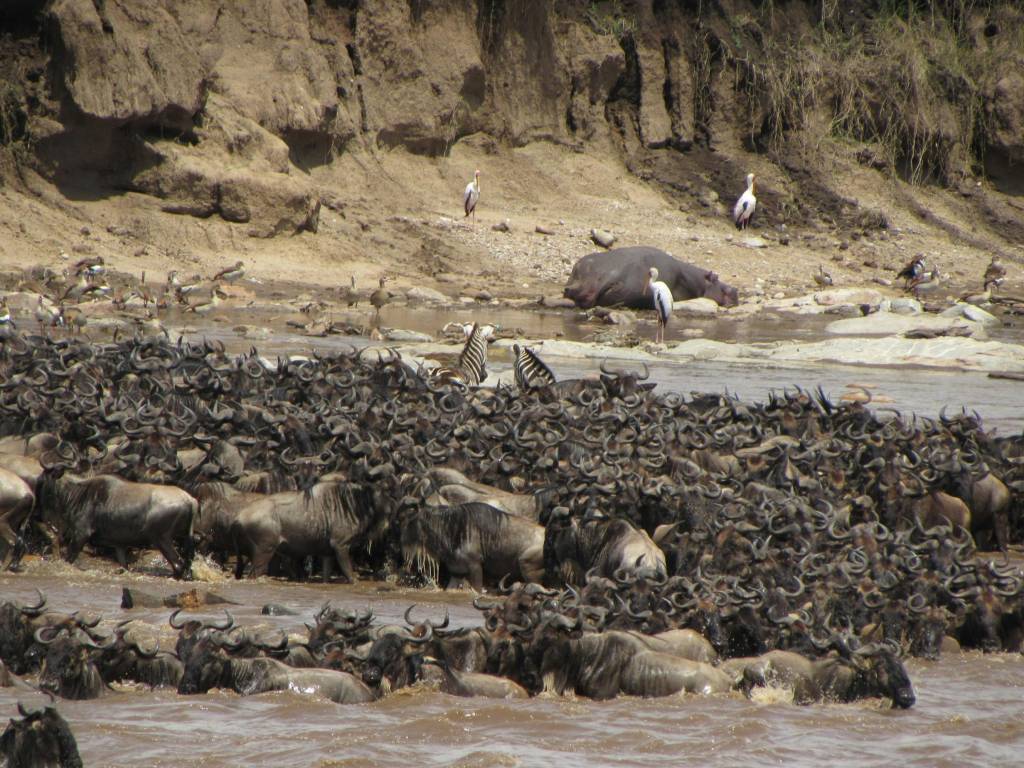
xmin=513 ymin=344 xmax=556 ymax=390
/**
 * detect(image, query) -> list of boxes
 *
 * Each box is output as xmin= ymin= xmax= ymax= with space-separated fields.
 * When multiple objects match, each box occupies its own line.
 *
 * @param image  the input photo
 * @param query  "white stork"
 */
xmin=464 ymin=169 xmax=481 ymax=223
xmin=646 ymin=267 xmax=674 ymax=344
xmin=733 ymin=173 xmax=757 ymax=230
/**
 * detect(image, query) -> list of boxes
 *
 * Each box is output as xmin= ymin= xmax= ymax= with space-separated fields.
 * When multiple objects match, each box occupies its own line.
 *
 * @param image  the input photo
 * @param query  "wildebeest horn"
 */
xmin=403 ymin=623 xmax=433 ymax=644
xmin=209 ymin=610 xmax=235 ymax=630
xmin=19 ymin=589 xmax=47 ymax=616
xmin=34 ymin=625 xmax=63 ymax=644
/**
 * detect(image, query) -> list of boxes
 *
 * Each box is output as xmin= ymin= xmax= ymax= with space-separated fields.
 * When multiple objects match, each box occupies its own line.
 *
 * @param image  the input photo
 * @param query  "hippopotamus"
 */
xmin=563 ymin=247 xmax=739 ymax=309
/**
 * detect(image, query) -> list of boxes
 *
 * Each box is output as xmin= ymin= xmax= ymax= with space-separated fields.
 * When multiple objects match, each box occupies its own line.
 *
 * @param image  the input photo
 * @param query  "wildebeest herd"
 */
xmin=2 ymin=332 xmax=1024 ymax=764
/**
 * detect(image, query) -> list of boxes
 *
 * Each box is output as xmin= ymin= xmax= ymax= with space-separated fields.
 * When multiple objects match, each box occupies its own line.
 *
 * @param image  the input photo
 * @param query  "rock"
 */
xmin=814 ymin=288 xmax=884 ymax=308
xmin=535 ymin=225 xmax=556 ymax=236
xmin=539 ymin=296 xmax=576 ymax=309
xmin=244 ymin=327 xmax=272 ymax=341
xmin=772 ymin=292 xmax=785 ymax=300
xmin=406 ymin=286 xmax=448 ymax=304
xmin=603 ymin=310 xmax=635 ymax=326
xmin=826 ymin=311 xmax=977 ymax=337
xmin=261 ymin=603 xmax=299 ymax=616
xmin=672 ymin=297 xmax=719 ymax=315
xmin=590 ymin=228 xmax=616 ymax=248
xmin=742 ymin=237 xmax=769 ymax=249
xmin=681 ymin=328 xmax=705 ymax=338
xmin=121 ymin=587 xmax=240 ymax=610
xmin=941 ymin=303 xmax=999 ymax=326
xmin=492 ymin=219 xmax=511 ymax=233
xmin=385 ymin=328 xmax=433 ymax=342
xmin=872 ymin=277 xmax=894 ymax=287
xmin=474 ymin=290 xmax=493 ymax=302
xmin=889 ymin=298 xmax=923 ymax=315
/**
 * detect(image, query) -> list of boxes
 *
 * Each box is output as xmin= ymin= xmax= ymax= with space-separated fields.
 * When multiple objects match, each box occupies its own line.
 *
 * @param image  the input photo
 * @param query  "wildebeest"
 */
xmin=35 ymin=626 xmax=109 ymax=700
xmin=544 ymin=512 xmax=666 ymax=586
xmin=0 ymin=703 xmax=83 ymax=768
xmin=168 ymin=609 xmax=237 ymax=664
xmin=422 ymin=656 xmax=528 ymax=699
xmin=723 ymin=645 xmax=916 ymax=708
xmin=190 ymin=481 xmax=262 ymax=564
xmin=36 ymin=455 xmax=198 ymax=579
xmin=96 ymin=620 xmax=183 ymax=689
xmin=0 ymin=467 xmax=34 ymax=570
xmin=178 ymin=636 xmax=377 ymax=703
xmin=231 ymin=481 xmax=388 ymax=582
xmin=400 ymin=503 xmax=545 ymax=590
xmin=563 ymin=247 xmax=739 ymax=309
xmin=531 ymin=628 xmax=731 ymax=699
xmin=426 ymin=468 xmax=555 ymax=522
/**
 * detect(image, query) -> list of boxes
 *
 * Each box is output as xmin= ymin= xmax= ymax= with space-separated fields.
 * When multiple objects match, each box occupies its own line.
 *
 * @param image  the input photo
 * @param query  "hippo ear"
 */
xmin=705 ymin=271 xmax=719 ymax=283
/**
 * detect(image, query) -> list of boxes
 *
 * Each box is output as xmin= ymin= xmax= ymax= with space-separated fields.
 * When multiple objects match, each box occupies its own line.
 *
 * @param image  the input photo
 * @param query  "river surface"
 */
xmin=5 ymin=303 xmax=1024 ymax=766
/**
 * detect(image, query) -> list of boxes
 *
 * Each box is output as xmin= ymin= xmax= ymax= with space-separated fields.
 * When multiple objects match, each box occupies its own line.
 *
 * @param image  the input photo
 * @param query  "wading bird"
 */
xmin=983 ymin=257 xmax=1006 ymax=292
xmin=897 ymin=256 xmax=925 ymax=288
xmin=213 ymin=261 xmax=245 ymax=283
xmin=733 ymin=173 xmax=757 ymax=230
xmin=370 ymin=277 xmax=393 ymax=319
xmin=646 ymin=267 xmax=673 ymax=344
xmin=814 ymin=266 xmax=833 ymax=288
xmin=464 ymin=169 xmax=481 ymax=223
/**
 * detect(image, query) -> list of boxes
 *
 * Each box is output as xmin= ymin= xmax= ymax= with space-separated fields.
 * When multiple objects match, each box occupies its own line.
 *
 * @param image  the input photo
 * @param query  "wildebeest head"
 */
xmin=0 ymin=590 xmax=49 ymax=674
xmin=177 ymin=637 xmax=230 ymax=695
xmin=852 ymin=643 xmax=916 ymax=709
xmin=170 ymin=609 xmax=235 ymax=664
xmin=36 ymin=627 xmax=109 ymax=701
xmin=0 ymin=703 xmax=83 ymax=768
xmin=359 ymin=628 xmax=431 ymax=690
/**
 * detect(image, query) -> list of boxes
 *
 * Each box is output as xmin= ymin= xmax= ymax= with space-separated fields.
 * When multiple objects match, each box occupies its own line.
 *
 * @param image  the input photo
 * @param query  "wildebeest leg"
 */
xmin=154 ymin=538 xmax=186 ymax=579
xmin=249 ymin=548 xmax=274 ymax=578
xmin=0 ymin=520 xmax=18 ymax=570
xmin=468 ymin=559 xmax=484 ymax=592
xmin=320 ymin=555 xmax=334 ymax=584
xmin=332 ymin=545 xmax=354 ymax=583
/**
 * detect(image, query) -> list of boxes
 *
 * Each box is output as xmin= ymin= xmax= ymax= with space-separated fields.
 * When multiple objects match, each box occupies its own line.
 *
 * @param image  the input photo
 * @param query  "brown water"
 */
xmin=3 ymin=564 xmax=1023 ymax=768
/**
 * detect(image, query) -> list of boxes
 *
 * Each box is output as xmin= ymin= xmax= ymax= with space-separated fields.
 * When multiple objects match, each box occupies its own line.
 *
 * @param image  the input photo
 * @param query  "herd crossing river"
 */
xmin=0 ymin=327 xmax=1022 ymax=767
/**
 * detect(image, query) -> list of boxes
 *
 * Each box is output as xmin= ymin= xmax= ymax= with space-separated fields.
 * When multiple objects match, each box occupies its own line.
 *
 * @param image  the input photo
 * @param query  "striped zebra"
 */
xmin=432 ymin=322 xmax=488 ymax=386
xmin=512 ymin=344 xmax=555 ymax=391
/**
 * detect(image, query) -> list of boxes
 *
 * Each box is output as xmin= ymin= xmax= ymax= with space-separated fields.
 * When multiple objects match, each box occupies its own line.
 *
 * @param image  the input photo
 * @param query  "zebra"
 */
xmin=512 ymin=344 xmax=556 ymax=391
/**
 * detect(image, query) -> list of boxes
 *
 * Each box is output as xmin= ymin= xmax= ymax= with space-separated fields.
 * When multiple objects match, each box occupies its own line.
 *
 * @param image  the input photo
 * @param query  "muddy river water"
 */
xmin=4 ymin=303 xmax=1024 ymax=767
xmin=2 ymin=568 xmax=1023 ymax=768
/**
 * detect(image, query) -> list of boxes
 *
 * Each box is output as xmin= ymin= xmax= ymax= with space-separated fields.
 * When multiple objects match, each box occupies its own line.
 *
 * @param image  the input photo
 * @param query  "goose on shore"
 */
xmin=370 ymin=277 xmax=393 ymax=318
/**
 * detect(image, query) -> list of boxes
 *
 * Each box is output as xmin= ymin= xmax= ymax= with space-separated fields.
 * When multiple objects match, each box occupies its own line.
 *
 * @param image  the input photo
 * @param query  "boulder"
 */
xmin=826 ymin=311 xmax=976 ymax=337
xmin=590 ymin=229 xmax=617 ymax=248
xmin=814 ymin=288 xmax=884 ymax=308
xmin=940 ymin=302 xmax=999 ymax=326
xmin=405 ymin=286 xmax=448 ymax=304
xmin=385 ymin=329 xmax=434 ymax=342
xmin=672 ymin=297 xmax=719 ymax=315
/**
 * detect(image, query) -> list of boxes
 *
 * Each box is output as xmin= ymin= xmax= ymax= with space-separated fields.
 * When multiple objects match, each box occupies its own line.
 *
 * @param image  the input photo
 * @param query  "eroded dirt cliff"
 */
xmin=0 ymin=0 xmax=1021 ymax=299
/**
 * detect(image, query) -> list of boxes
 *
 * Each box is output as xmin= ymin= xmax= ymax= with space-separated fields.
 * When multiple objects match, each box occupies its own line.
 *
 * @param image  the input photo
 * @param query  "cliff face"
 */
xmin=1 ymin=0 xmax=1022 ymax=241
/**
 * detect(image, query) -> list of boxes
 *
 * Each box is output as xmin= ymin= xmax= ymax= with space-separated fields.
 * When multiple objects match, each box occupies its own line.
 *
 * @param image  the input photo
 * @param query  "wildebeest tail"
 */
xmin=513 ymin=344 xmax=556 ymax=391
